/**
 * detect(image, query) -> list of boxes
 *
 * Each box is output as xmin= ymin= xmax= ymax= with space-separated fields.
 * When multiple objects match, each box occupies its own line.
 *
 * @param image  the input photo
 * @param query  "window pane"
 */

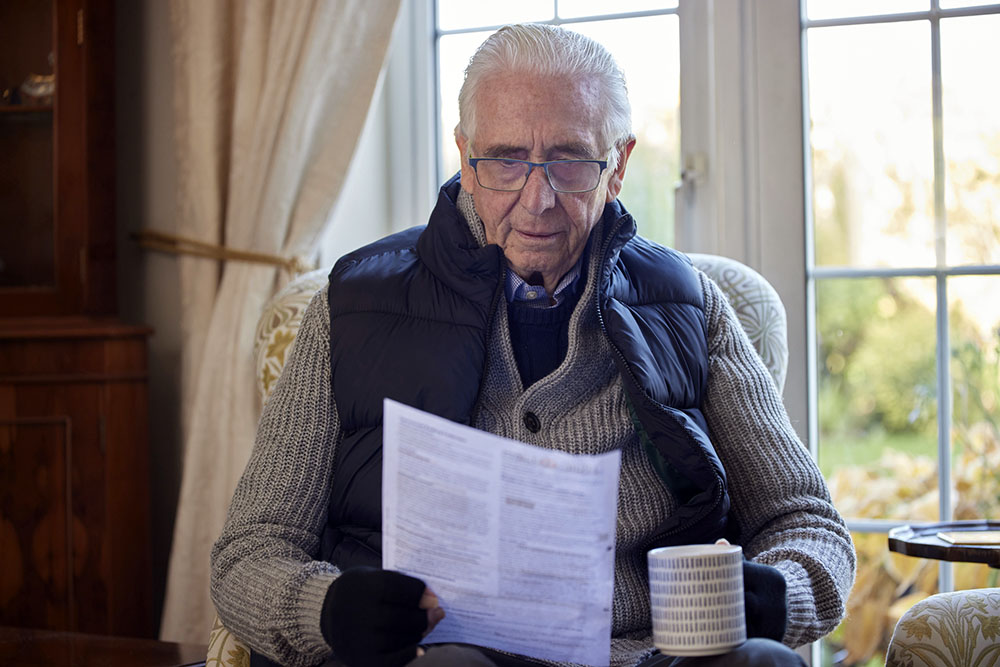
xmin=572 ymin=16 xmax=679 ymax=245
xmin=822 ymin=538 xmax=941 ymax=666
xmin=438 ymin=31 xmax=491 ymax=179
xmin=819 ymin=277 xmax=941 ymax=664
xmin=950 ymin=276 xmax=1000 ymax=522
xmin=439 ymin=18 xmax=679 ymax=246
xmin=0 ymin=112 xmax=54 ymax=287
xmin=557 ymin=0 xmax=677 ymax=19
xmin=805 ymin=0 xmax=928 ymax=21
xmin=807 ymin=22 xmax=935 ymax=267
xmin=941 ymin=15 xmax=1000 ymax=266
xmin=818 ymin=276 xmax=938 ymax=520
xmin=939 ymin=0 xmax=1000 ymax=7
xmin=437 ymin=1 xmax=553 ymax=31
xmin=817 ymin=276 xmax=1000 ymax=665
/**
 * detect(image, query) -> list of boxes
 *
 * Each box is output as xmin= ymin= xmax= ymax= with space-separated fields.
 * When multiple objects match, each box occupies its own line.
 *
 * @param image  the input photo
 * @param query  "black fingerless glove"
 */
xmin=321 ymin=566 xmax=429 ymax=667
xmin=742 ymin=560 xmax=788 ymax=641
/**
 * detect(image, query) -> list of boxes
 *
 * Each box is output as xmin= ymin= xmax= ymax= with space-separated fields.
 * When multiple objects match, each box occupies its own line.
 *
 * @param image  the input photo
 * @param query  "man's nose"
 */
xmin=519 ymin=164 xmax=556 ymax=214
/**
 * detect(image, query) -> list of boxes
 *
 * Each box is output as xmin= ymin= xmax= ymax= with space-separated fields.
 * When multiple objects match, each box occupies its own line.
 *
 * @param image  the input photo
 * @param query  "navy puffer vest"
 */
xmin=324 ymin=176 xmax=731 ymax=570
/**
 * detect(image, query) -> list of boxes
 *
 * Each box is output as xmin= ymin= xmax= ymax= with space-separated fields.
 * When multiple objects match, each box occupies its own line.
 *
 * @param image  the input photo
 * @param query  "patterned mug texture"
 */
xmin=647 ymin=544 xmax=746 ymax=656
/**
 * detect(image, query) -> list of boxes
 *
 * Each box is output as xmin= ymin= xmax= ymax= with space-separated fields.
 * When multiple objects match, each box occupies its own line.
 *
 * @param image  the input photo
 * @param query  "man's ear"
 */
xmin=605 ymin=137 xmax=637 ymax=203
xmin=455 ymin=131 xmax=475 ymax=192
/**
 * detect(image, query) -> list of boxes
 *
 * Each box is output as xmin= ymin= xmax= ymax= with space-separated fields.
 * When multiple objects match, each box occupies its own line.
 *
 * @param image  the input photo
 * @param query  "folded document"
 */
xmin=382 ymin=399 xmax=621 ymax=666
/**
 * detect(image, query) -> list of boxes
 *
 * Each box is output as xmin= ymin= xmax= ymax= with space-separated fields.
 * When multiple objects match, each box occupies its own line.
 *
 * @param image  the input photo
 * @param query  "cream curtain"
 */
xmin=159 ymin=0 xmax=402 ymax=643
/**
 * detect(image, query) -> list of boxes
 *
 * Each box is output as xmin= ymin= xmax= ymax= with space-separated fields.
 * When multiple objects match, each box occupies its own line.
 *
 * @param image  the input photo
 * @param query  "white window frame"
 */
xmin=800 ymin=1 xmax=1000 ymax=597
xmin=676 ymin=0 xmax=808 ymax=439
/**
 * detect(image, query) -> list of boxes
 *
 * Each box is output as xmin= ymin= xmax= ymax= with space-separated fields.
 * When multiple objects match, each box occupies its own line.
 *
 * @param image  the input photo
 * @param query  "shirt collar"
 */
xmin=505 ymin=255 xmax=584 ymax=308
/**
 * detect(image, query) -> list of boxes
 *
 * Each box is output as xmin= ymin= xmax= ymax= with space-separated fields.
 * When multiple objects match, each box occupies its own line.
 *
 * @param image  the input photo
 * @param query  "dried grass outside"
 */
xmin=823 ymin=422 xmax=1000 ymax=666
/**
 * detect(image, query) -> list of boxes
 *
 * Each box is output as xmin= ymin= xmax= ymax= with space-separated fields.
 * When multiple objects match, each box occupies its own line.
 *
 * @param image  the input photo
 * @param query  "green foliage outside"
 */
xmin=816 ymin=273 xmax=1000 ymax=478
xmin=619 ymin=118 xmax=678 ymax=247
xmin=816 ymin=277 xmax=938 ymax=472
xmin=811 ymin=140 xmax=1000 ymax=663
xmin=814 ymin=268 xmax=1000 ymax=665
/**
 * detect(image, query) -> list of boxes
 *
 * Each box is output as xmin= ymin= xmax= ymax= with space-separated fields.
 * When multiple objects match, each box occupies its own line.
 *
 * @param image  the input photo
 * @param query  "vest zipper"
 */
xmin=469 ymin=248 xmax=508 ymax=421
xmin=593 ymin=213 xmax=725 ymax=548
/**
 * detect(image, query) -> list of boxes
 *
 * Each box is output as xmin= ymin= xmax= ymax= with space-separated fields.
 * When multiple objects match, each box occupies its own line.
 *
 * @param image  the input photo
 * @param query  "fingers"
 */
xmin=418 ymin=587 xmax=439 ymax=610
xmin=424 ymin=605 xmax=445 ymax=637
xmin=324 ymin=567 xmax=439 ymax=667
xmin=419 ymin=586 xmax=445 ymax=637
xmin=375 ymin=578 xmax=445 ymax=639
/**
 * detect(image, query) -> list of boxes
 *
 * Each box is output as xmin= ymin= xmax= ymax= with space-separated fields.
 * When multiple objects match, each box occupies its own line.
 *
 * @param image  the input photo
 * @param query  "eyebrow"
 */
xmin=549 ymin=142 xmax=600 ymax=159
xmin=480 ymin=145 xmax=526 ymax=158
xmin=478 ymin=142 xmax=599 ymax=160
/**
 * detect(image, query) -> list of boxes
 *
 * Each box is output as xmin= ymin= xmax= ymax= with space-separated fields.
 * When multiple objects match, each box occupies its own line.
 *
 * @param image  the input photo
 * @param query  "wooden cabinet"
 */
xmin=0 ymin=0 xmax=155 ymax=638
xmin=0 ymin=0 xmax=116 ymax=316
xmin=0 ymin=320 xmax=154 ymax=637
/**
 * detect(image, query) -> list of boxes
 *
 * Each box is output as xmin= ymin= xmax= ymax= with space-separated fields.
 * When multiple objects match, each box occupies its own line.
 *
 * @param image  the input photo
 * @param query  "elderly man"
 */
xmin=212 ymin=23 xmax=855 ymax=667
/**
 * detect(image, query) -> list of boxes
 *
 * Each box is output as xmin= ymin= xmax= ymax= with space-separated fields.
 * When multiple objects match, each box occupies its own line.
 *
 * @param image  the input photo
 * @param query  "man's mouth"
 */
xmin=516 ymin=229 xmax=557 ymax=240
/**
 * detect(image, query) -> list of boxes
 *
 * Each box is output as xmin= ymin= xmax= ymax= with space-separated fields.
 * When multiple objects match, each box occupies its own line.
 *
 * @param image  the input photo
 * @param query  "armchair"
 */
xmin=886 ymin=588 xmax=1000 ymax=666
xmin=207 ymin=253 xmax=789 ymax=665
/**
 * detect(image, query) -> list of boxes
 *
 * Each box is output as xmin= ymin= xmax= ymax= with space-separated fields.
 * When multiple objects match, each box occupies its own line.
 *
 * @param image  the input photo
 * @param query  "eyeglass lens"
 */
xmin=476 ymin=159 xmax=602 ymax=192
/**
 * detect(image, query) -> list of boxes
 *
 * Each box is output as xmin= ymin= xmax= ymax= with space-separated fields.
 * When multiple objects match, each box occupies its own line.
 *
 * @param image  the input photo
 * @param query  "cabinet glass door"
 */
xmin=0 ymin=0 xmax=55 ymax=289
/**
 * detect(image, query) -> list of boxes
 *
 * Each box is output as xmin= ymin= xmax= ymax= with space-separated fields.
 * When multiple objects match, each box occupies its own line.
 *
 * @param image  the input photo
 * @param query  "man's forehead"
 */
xmin=470 ymin=71 xmax=605 ymax=155
xmin=475 ymin=140 xmax=601 ymax=159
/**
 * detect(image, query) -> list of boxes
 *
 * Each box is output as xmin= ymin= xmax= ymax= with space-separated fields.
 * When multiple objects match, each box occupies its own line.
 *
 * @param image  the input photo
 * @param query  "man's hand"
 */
xmin=321 ymin=566 xmax=445 ymax=667
xmin=714 ymin=539 xmax=788 ymax=641
xmin=741 ymin=560 xmax=787 ymax=641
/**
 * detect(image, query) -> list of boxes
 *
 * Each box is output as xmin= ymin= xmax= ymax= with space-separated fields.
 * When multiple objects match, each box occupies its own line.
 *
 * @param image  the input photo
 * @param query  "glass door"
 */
xmin=0 ymin=0 xmax=55 ymax=289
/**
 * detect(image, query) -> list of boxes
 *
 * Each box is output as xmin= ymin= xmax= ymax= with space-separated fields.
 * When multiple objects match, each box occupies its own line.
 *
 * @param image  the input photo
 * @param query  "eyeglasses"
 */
xmin=467 ymin=157 xmax=609 ymax=193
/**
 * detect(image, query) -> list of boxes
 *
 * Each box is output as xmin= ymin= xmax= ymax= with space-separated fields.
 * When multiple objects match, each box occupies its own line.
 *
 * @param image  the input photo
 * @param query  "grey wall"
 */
xmin=116 ymin=0 xmax=181 ymax=633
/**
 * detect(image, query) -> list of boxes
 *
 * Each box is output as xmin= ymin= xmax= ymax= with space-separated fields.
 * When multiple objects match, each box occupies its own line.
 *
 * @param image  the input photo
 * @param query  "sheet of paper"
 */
xmin=382 ymin=398 xmax=621 ymax=667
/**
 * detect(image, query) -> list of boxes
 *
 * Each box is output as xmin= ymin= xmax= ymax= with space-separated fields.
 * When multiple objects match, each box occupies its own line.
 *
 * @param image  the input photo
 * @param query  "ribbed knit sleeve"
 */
xmin=698 ymin=270 xmax=856 ymax=647
xmin=210 ymin=287 xmax=340 ymax=667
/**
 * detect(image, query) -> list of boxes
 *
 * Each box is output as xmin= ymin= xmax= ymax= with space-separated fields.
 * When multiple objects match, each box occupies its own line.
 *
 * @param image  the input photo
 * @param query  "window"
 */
xmin=429 ymin=2 xmax=1000 ymax=665
xmin=430 ymin=0 xmax=812 ymax=662
xmin=803 ymin=1 xmax=1000 ymax=664
xmin=435 ymin=1 xmax=681 ymax=244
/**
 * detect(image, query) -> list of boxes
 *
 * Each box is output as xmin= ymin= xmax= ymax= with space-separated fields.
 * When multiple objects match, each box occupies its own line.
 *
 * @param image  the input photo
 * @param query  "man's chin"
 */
xmin=506 ymin=258 xmax=554 ymax=282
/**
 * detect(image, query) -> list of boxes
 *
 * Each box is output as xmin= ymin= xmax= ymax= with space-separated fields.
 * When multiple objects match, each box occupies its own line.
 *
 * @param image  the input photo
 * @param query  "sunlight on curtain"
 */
xmin=158 ymin=0 xmax=402 ymax=643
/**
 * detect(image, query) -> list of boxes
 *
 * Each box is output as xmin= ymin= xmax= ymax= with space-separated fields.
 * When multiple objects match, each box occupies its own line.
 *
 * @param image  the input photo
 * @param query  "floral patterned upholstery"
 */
xmin=689 ymin=253 xmax=788 ymax=392
xmin=207 ymin=613 xmax=249 ymax=667
xmin=886 ymin=588 xmax=1000 ymax=666
xmin=253 ymin=268 xmax=331 ymax=402
xmin=208 ymin=253 xmax=789 ymax=663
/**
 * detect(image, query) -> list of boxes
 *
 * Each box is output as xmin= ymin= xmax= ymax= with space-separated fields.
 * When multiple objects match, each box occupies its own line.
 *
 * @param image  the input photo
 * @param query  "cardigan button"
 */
xmin=523 ymin=411 xmax=541 ymax=433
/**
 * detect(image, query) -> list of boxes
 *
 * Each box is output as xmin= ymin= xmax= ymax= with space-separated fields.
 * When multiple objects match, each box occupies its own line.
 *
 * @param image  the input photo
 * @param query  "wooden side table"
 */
xmin=888 ymin=520 xmax=1000 ymax=568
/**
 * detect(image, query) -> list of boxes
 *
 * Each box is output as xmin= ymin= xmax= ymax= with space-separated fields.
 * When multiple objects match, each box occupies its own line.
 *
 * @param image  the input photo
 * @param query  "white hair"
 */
xmin=456 ymin=23 xmax=633 ymax=169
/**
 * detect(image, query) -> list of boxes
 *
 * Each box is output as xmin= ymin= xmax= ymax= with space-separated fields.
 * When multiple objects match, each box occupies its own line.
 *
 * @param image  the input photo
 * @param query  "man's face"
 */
xmin=456 ymin=72 xmax=634 ymax=293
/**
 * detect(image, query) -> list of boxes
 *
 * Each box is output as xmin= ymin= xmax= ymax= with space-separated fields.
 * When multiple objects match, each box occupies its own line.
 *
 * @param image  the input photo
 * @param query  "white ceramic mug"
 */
xmin=647 ymin=543 xmax=746 ymax=656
